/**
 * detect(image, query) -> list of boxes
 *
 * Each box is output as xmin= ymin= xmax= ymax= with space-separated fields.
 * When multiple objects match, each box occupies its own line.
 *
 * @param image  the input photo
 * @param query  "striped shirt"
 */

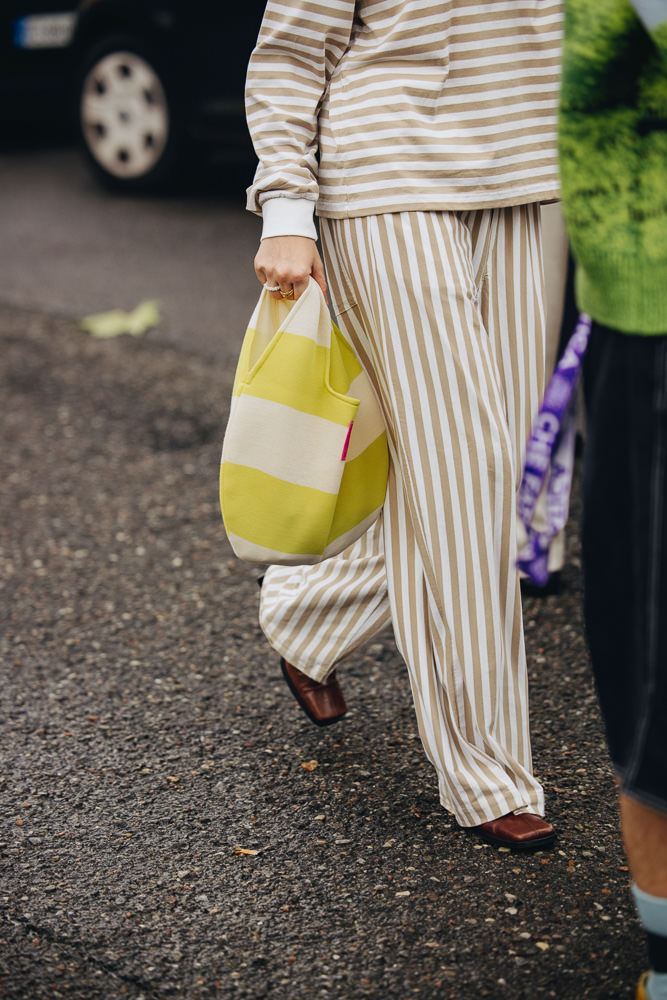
xmin=246 ymin=0 xmax=563 ymax=237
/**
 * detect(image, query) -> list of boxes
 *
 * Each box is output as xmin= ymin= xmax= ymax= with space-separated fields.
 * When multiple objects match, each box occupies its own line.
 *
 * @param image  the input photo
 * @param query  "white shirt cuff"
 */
xmin=260 ymin=198 xmax=318 ymax=241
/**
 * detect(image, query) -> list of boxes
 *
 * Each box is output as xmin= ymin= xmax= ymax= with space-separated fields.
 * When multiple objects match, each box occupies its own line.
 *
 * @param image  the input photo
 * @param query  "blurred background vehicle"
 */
xmin=1 ymin=0 xmax=264 ymax=189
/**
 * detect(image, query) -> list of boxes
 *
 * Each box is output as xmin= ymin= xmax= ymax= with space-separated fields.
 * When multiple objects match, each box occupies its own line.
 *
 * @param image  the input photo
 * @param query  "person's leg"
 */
xmin=622 ymin=798 xmax=667 ymax=896
xmin=320 ymin=208 xmax=548 ymax=828
xmin=518 ymin=203 xmax=570 ymax=589
xmin=540 ymin=204 xmax=569 ymax=575
xmin=583 ymin=326 xmax=667 ymax=998
xmin=259 ymin=520 xmax=391 ymax=683
xmin=623 ymin=800 xmax=667 ymax=1000
xmin=541 ymin=203 xmax=570 ymax=396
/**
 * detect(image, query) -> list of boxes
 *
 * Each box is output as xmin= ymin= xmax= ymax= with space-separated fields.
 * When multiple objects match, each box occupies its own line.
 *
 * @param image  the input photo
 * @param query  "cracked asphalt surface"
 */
xmin=0 ymin=304 xmax=646 ymax=999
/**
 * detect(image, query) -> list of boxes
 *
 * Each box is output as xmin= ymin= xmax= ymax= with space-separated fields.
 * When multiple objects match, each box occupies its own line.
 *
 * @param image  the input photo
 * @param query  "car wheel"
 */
xmin=77 ymin=38 xmax=182 ymax=190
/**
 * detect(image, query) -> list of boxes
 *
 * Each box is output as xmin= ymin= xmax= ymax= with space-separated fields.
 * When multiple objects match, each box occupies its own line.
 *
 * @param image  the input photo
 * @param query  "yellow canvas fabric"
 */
xmin=220 ymin=278 xmax=388 ymax=564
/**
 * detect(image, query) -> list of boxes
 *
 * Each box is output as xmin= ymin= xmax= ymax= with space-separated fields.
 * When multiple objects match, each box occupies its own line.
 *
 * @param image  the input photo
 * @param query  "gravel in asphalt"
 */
xmin=0 ymin=305 xmax=645 ymax=999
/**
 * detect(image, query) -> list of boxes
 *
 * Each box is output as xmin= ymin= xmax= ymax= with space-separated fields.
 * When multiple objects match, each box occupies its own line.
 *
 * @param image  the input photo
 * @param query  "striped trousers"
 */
xmin=260 ymin=207 xmax=547 ymax=826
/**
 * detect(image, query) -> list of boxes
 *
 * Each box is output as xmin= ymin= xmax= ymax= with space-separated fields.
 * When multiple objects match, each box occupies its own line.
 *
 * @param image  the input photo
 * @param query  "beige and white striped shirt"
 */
xmin=246 ymin=0 xmax=562 ymax=238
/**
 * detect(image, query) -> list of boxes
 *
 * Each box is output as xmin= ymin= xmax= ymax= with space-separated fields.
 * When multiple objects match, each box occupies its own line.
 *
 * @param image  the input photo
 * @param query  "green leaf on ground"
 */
xmin=80 ymin=300 xmax=160 ymax=338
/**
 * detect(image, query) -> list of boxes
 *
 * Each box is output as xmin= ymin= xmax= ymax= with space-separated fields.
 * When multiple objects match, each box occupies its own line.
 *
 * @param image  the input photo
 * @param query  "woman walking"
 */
xmin=245 ymin=0 xmax=561 ymax=849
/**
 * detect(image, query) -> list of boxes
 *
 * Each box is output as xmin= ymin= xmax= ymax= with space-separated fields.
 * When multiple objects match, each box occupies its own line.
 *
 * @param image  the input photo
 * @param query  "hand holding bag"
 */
xmin=220 ymin=278 xmax=388 ymax=564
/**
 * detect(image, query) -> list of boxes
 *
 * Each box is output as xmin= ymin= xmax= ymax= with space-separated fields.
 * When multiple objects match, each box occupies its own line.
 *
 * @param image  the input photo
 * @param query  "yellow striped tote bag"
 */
xmin=220 ymin=278 xmax=388 ymax=564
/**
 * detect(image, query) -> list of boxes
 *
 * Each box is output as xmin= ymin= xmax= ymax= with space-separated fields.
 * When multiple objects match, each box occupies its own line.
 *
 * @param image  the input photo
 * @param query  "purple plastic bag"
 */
xmin=517 ymin=314 xmax=592 ymax=586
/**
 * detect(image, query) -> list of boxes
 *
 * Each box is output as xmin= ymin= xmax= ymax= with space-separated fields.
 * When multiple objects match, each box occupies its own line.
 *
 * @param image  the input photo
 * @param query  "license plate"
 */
xmin=13 ymin=12 xmax=77 ymax=50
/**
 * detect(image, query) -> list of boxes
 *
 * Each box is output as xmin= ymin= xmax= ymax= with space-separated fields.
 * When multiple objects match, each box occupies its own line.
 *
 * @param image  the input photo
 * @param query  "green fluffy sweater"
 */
xmin=559 ymin=0 xmax=667 ymax=334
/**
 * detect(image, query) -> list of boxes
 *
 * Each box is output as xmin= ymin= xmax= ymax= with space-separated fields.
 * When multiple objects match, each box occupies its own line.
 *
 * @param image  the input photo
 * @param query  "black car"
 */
xmin=1 ymin=1 xmax=264 ymax=188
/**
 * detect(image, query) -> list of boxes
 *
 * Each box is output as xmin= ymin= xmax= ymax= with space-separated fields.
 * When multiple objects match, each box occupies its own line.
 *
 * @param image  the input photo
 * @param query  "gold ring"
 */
xmin=280 ymin=288 xmax=294 ymax=299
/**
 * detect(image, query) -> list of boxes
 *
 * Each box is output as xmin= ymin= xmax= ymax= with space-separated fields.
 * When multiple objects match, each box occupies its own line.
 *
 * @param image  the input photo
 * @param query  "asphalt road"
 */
xmin=0 ymin=140 xmax=261 ymax=363
xmin=0 ymin=144 xmax=647 ymax=999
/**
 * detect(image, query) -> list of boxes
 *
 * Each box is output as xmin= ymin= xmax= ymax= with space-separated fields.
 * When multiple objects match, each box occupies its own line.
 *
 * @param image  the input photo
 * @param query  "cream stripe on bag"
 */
xmin=260 ymin=207 xmax=546 ymax=826
xmin=220 ymin=278 xmax=388 ymax=564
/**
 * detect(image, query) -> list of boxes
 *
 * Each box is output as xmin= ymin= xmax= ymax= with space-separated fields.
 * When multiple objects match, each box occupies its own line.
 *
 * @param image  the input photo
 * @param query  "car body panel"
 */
xmin=1 ymin=1 xmax=78 ymax=119
xmin=1 ymin=0 xmax=264 ymax=156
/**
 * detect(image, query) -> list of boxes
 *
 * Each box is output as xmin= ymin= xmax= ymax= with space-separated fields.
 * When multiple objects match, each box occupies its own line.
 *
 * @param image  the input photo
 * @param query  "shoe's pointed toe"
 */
xmin=471 ymin=812 xmax=556 ymax=850
xmin=281 ymin=658 xmax=347 ymax=726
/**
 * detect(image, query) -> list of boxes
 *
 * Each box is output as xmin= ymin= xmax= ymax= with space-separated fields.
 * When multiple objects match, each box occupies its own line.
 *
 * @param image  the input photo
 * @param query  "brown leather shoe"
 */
xmin=471 ymin=812 xmax=556 ymax=850
xmin=280 ymin=658 xmax=347 ymax=727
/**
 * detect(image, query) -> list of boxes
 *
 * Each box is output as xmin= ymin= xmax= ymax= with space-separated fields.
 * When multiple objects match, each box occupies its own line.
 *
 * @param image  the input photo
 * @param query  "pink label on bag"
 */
xmin=341 ymin=421 xmax=354 ymax=461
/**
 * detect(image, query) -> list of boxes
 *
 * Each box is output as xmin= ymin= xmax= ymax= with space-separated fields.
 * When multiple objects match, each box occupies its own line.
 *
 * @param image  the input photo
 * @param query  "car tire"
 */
xmin=76 ymin=36 xmax=184 ymax=191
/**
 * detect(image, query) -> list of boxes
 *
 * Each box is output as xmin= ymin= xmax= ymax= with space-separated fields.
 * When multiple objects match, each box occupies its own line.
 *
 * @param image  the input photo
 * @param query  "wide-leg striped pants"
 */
xmin=260 ymin=207 xmax=547 ymax=826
